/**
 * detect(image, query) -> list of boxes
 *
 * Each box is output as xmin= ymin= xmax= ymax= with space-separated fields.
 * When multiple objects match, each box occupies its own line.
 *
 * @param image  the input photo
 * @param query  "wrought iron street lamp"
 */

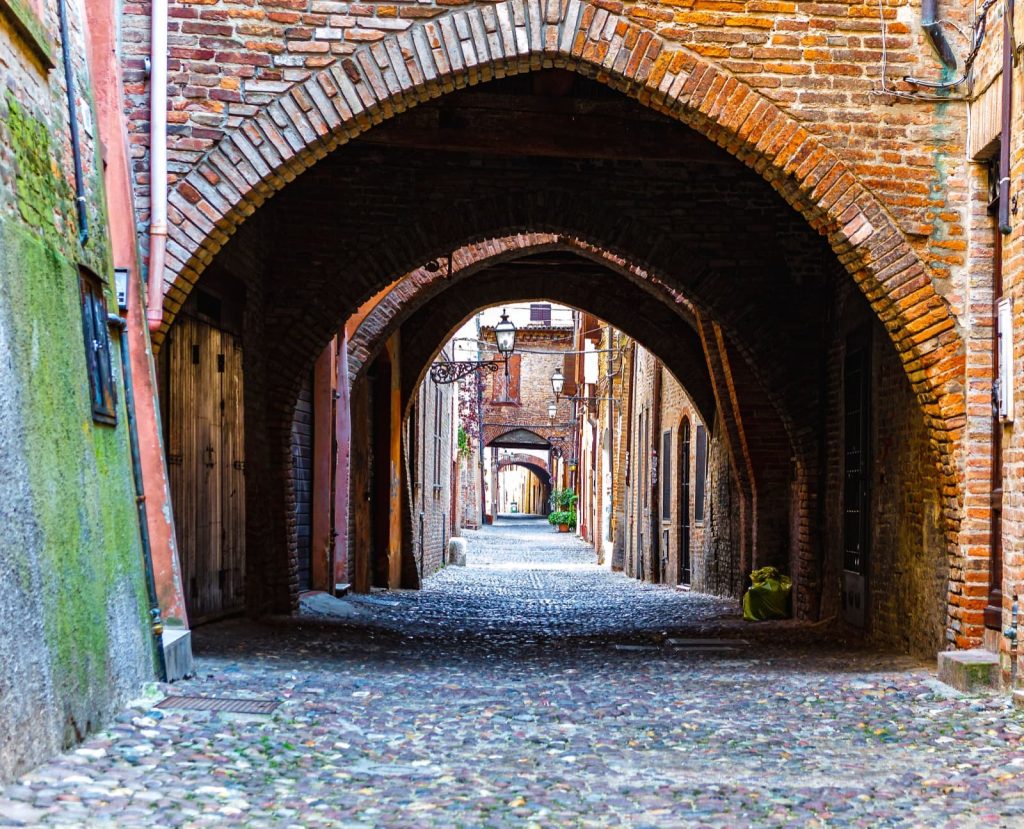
xmin=550 ymin=367 xmax=564 ymax=397
xmin=548 ymin=402 xmax=557 ymax=420
xmin=494 ymin=309 xmax=516 ymax=359
xmin=429 ymin=309 xmax=517 ymax=384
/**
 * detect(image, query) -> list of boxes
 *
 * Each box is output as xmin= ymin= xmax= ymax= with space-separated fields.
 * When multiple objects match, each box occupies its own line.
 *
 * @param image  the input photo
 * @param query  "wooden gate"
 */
xmin=678 ymin=418 xmax=691 ymax=585
xmin=842 ymin=332 xmax=871 ymax=628
xmin=164 ymin=314 xmax=246 ymax=623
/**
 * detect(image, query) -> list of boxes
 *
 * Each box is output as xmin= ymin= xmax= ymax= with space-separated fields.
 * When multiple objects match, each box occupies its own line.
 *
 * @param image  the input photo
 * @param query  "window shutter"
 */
xmin=694 ymin=425 xmax=707 ymax=521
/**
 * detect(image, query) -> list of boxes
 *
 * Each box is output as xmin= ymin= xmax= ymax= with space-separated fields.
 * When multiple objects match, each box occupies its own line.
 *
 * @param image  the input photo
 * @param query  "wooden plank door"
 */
xmin=166 ymin=316 xmax=245 ymax=623
xmin=679 ymin=419 xmax=691 ymax=585
xmin=842 ymin=333 xmax=871 ymax=628
xmin=221 ymin=332 xmax=245 ymax=610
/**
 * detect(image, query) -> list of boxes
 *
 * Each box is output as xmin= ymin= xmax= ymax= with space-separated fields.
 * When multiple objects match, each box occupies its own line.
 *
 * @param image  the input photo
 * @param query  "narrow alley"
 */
xmin=3 ymin=519 xmax=1023 ymax=828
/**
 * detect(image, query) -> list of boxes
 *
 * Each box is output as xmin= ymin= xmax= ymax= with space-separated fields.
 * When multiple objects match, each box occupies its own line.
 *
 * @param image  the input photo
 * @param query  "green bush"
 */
xmin=548 ymin=509 xmax=577 ymax=529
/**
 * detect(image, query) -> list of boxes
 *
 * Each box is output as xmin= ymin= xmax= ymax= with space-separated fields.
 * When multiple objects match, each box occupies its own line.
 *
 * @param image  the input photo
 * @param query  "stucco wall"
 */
xmin=0 ymin=5 xmax=154 ymax=781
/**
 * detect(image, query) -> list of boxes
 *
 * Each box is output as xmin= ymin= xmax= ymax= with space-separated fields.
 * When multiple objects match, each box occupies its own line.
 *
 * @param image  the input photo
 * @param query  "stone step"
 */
xmin=937 ymin=648 xmax=999 ymax=693
xmin=162 ymin=628 xmax=194 ymax=682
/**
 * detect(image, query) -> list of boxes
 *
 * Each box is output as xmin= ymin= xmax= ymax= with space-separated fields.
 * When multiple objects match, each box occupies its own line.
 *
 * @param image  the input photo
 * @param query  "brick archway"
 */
xmin=158 ymin=0 xmax=963 ymax=511
xmin=346 ymin=233 xmax=719 ymax=427
xmin=496 ymin=453 xmax=551 ymax=487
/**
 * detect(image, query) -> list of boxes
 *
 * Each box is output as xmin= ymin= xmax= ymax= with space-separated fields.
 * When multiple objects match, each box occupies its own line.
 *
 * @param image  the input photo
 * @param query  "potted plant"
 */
xmin=548 ymin=488 xmax=580 ymax=532
xmin=548 ymin=510 xmax=571 ymax=532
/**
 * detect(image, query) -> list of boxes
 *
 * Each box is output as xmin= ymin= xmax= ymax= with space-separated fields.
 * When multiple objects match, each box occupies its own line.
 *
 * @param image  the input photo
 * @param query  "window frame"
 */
xmin=694 ymin=424 xmax=708 ymax=523
xmin=80 ymin=267 xmax=118 ymax=426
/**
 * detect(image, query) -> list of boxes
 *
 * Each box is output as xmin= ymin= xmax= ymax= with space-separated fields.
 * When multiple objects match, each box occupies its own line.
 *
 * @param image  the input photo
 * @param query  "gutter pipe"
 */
xmin=58 ymin=0 xmax=89 ymax=247
xmin=109 ymin=314 xmax=168 ymax=682
xmin=986 ymin=0 xmax=1013 ymax=630
xmin=921 ymin=0 xmax=957 ymax=70
xmin=147 ymin=0 xmax=168 ymax=332
xmin=999 ymin=0 xmax=1014 ymax=236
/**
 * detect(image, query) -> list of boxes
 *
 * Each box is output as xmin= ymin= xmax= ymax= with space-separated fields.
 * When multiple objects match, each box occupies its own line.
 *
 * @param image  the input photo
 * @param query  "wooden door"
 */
xmin=166 ymin=316 xmax=246 ymax=623
xmin=842 ymin=334 xmax=870 ymax=628
xmin=679 ymin=419 xmax=691 ymax=585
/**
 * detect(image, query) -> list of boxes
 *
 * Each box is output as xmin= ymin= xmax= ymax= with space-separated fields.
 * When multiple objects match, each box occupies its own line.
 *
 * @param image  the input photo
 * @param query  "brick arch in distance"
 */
xmin=346 ymin=232 xmax=721 ymax=429
xmin=495 ymin=453 xmax=552 ymax=487
xmin=162 ymin=0 xmax=964 ymax=514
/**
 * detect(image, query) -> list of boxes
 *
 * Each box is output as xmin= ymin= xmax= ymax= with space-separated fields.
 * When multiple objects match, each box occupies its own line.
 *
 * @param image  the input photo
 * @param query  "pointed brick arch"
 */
xmin=162 ymin=0 xmax=960 ymax=450
xmin=158 ymin=0 xmax=965 ymax=524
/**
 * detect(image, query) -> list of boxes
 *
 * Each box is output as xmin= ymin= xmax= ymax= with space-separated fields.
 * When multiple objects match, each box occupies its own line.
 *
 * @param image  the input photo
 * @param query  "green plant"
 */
xmin=548 ymin=509 xmax=578 ymax=529
xmin=551 ymin=487 xmax=579 ymax=510
xmin=457 ymin=425 xmax=471 ymax=458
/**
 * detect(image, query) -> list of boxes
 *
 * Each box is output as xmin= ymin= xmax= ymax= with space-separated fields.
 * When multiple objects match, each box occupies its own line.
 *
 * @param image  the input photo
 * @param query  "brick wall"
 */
xmin=620 ymin=344 xmax=717 ymax=587
xmin=122 ymin=0 xmax=971 ymax=300
xmin=481 ymin=325 xmax=575 ymax=456
xmin=290 ymin=371 xmax=314 ymax=590
xmin=407 ymin=359 xmax=457 ymax=580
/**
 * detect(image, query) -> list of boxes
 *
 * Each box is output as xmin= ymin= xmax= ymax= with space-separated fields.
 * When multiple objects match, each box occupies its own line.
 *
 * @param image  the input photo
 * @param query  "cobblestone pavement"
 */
xmin=3 ymin=517 xmax=1024 ymax=827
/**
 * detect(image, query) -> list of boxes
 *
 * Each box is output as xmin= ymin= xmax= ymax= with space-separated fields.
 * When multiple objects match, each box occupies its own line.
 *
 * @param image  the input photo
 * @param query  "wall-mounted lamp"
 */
xmin=550 ymin=367 xmax=565 ymax=398
xmin=494 ymin=309 xmax=516 ymax=359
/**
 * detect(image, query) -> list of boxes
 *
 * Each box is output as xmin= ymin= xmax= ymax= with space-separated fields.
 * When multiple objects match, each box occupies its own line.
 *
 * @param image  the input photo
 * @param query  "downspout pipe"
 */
xmin=921 ymin=0 xmax=957 ymax=70
xmin=108 ymin=314 xmax=167 ymax=682
xmin=147 ymin=0 xmax=169 ymax=332
xmin=999 ymin=0 xmax=1015 ymax=236
xmin=58 ymin=0 xmax=89 ymax=247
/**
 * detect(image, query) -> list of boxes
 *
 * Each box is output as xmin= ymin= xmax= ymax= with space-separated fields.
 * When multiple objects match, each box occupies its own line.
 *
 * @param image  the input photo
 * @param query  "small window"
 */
xmin=529 ymin=303 xmax=552 ymax=326
xmin=80 ymin=269 xmax=117 ymax=425
xmin=433 ymin=388 xmax=444 ymax=490
xmin=694 ymin=425 xmax=708 ymax=521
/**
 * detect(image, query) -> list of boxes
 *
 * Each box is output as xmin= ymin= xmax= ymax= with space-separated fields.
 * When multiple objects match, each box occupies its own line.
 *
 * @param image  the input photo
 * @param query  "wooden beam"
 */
xmin=354 ymin=101 xmax=733 ymax=164
xmin=386 ymin=332 xmax=403 ymax=590
xmin=350 ymin=376 xmax=371 ymax=594
xmin=310 ymin=340 xmax=335 ymax=591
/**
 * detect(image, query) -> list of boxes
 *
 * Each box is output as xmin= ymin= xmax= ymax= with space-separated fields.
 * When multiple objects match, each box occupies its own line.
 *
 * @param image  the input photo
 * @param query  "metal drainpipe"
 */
xmin=986 ymin=0 xmax=1014 ymax=632
xmin=999 ymin=0 xmax=1015 ymax=236
xmin=58 ymin=0 xmax=89 ymax=247
xmin=147 ymin=0 xmax=169 ymax=331
xmin=108 ymin=314 xmax=167 ymax=682
xmin=921 ymin=0 xmax=957 ymax=70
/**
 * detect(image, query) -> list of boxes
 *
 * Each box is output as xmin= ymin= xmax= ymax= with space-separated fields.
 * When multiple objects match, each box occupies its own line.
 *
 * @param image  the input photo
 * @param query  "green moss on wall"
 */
xmin=0 ymin=217 xmax=152 ymax=729
xmin=2 ymin=93 xmax=112 ymax=286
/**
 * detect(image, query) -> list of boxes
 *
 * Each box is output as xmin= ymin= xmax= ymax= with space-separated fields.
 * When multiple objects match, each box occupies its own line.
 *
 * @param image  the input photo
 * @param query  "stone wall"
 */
xmin=0 ymin=0 xmax=155 ymax=780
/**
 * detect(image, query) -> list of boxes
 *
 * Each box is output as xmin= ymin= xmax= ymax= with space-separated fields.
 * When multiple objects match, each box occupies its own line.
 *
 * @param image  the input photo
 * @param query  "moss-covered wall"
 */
xmin=0 ymin=5 xmax=154 ymax=782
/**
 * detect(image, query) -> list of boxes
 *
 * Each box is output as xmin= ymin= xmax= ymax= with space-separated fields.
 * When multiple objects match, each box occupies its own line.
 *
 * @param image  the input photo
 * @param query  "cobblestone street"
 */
xmin=3 ymin=518 xmax=1024 ymax=828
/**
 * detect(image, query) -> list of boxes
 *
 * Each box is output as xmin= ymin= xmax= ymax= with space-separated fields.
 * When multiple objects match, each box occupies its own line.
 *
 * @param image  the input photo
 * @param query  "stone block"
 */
xmin=448 ymin=537 xmax=468 ymax=566
xmin=936 ymin=649 xmax=999 ymax=694
xmin=163 ymin=628 xmax=194 ymax=682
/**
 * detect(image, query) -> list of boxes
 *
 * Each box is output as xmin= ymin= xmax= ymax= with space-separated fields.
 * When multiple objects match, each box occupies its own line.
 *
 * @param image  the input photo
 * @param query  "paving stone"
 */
xmin=3 ymin=518 xmax=1024 ymax=826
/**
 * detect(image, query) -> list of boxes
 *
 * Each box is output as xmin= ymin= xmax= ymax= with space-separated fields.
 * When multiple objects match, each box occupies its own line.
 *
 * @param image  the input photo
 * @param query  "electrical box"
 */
xmin=114 ymin=267 xmax=129 ymax=312
xmin=998 ymin=296 xmax=1014 ymax=422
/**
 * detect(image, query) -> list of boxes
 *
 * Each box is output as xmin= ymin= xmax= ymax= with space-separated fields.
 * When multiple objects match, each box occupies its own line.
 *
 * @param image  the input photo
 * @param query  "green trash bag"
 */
xmin=742 ymin=566 xmax=792 ymax=621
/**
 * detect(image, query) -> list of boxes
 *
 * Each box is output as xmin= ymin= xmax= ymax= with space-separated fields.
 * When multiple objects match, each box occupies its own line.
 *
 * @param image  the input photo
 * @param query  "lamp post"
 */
xmin=429 ymin=309 xmax=517 ymax=384
xmin=550 ymin=367 xmax=565 ymax=399
xmin=494 ymin=309 xmax=516 ymax=359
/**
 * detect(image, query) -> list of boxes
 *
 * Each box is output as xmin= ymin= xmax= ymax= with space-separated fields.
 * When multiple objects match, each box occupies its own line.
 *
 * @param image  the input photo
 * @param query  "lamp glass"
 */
xmin=551 ymin=368 xmax=564 ymax=395
xmin=548 ymin=403 xmax=557 ymax=419
xmin=494 ymin=309 xmax=516 ymax=358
